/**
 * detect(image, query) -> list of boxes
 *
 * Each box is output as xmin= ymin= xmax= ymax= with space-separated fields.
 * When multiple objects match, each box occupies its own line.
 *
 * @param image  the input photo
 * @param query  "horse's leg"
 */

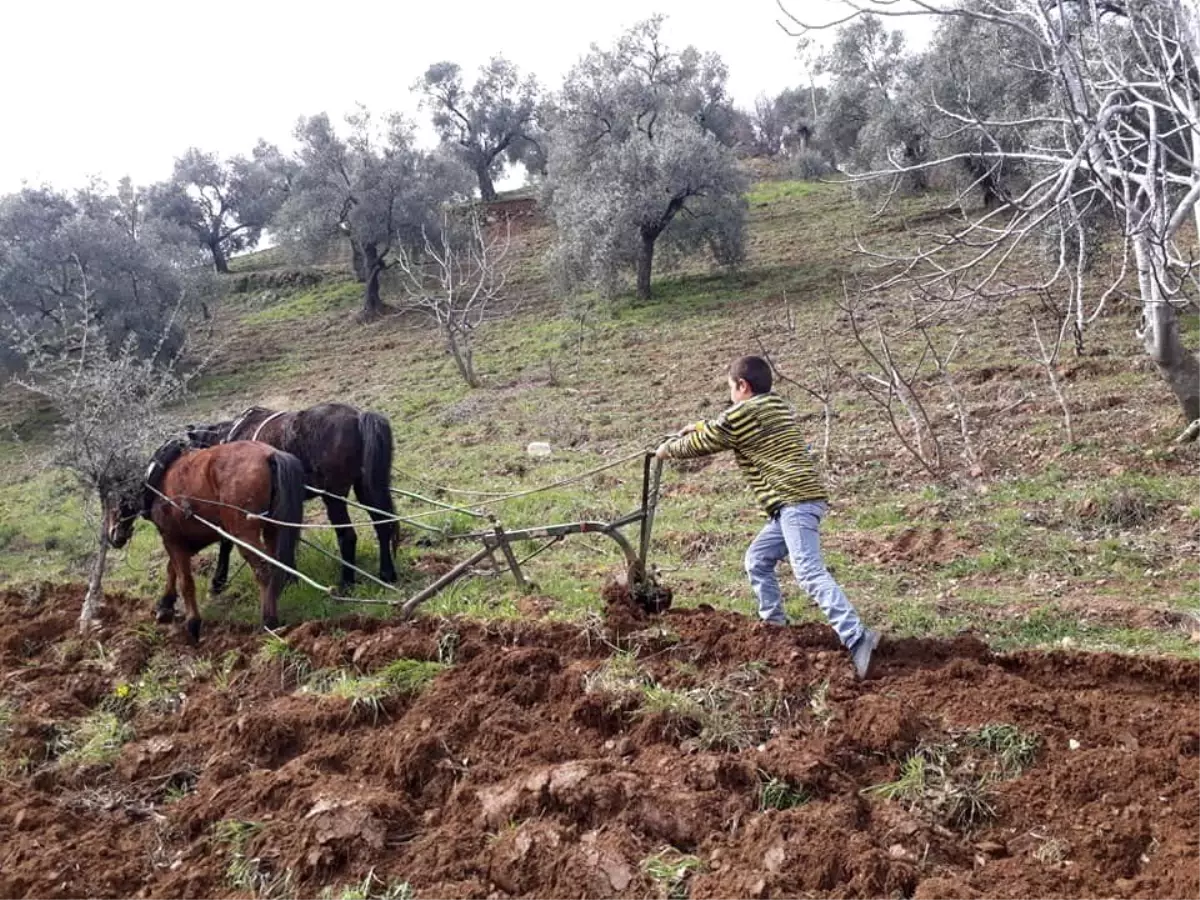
xmin=354 ymin=479 xmax=397 ymax=583
xmin=258 ymin=524 xmax=282 ymax=629
xmin=231 ymin=525 xmax=278 ymax=630
xmin=156 ymin=558 xmax=179 ymax=624
xmin=322 ymin=495 xmax=357 ymax=589
xmin=210 ymin=539 xmax=233 ymax=595
xmin=168 ymin=546 xmax=202 ymax=644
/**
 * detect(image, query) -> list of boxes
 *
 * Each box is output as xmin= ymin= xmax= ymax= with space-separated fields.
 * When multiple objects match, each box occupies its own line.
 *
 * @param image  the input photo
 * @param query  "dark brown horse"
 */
xmin=105 ymin=439 xmax=306 ymax=642
xmin=186 ymin=402 xmax=397 ymax=591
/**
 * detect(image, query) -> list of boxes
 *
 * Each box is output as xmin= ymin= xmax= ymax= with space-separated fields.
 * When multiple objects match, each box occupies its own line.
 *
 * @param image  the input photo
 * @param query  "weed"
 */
xmin=303 ymin=659 xmax=446 ymax=721
xmin=0 ymin=698 xmax=14 ymax=747
xmin=966 ymin=723 xmax=1041 ymax=776
xmin=863 ymin=754 xmax=928 ymax=804
xmin=320 ymin=870 xmax=414 ymax=900
xmin=807 ymin=678 xmax=833 ymax=729
xmin=1032 ymin=835 xmax=1070 ymax=865
xmin=583 ymin=650 xmax=648 ymax=695
xmin=757 ymin=772 xmax=810 ymax=811
xmin=437 ymin=629 xmax=460 ymax=665
xmin=256 ymin=634 xmax=311 ymax=686
xmin=641 ymin=848 xmax=703 ymax=899
xmin=214 ymin=819 xmax=294 ymax=898
xmin=55 ymin=712 xmax=133 ymax=767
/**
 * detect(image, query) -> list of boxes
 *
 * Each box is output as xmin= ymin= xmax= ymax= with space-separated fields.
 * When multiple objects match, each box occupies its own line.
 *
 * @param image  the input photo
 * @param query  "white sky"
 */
xmin=0 ymin=0 xmax=934 ymax=195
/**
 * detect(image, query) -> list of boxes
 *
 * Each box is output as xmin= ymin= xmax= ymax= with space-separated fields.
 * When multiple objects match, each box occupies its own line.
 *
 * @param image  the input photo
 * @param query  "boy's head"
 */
xmin=728 ymin=355 xmax=772 ymax=403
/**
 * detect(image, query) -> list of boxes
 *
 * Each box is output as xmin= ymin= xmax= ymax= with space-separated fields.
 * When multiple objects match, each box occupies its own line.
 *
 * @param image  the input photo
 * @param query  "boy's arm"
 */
xmin=658 ymin=411 xmax=742 ymax=459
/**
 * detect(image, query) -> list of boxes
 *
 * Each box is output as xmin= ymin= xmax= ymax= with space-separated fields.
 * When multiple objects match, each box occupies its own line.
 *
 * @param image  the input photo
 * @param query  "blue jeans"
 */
xmin=744 ymin=501 xmax=864 ymax=647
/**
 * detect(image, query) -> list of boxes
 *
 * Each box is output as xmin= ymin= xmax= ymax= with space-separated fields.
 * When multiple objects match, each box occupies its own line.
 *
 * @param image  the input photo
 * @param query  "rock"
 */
xmin=765 ymin=843 xmax=787 ymax=873
xmin=527 ymin=442 xmax=552 ymax=458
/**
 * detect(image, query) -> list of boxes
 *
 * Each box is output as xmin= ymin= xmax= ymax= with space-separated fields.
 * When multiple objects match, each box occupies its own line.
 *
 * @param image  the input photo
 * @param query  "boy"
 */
xmin=655 ymin=355 xmax=880 ymax=679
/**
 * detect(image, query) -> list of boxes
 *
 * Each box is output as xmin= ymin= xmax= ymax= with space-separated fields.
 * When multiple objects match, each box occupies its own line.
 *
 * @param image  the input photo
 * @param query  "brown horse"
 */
xmin=105 ymin=438 xmax=307 ymax=642
xmin=186 ymin=402 xmax=397 ymax=591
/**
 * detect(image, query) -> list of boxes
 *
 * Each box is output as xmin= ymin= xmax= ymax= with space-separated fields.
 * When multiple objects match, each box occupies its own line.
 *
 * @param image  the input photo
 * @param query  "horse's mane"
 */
xmin=141 ymin=437 xmax=193 ymax=518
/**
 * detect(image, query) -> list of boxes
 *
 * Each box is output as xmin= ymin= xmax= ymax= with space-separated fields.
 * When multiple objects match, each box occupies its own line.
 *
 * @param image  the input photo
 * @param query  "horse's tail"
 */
xmin=267 ymin=450 xmax=306 ymax=595
xmin=357 ymin=411 xmax=395 ymax=515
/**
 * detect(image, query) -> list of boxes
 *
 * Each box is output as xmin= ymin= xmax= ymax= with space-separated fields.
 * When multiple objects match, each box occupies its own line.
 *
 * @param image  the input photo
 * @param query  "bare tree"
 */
xmin=5 ymin=276 xmax=200 ymax=629
xmin=780 ymin=0 xmax=1200 ymax=437
xmin=391 ymin=211 xmax=512 ymax=387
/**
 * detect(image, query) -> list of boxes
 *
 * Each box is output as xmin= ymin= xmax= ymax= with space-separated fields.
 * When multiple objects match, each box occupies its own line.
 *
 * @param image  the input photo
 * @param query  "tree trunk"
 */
xmin=361 ymin=244 xmax=384 ymax=318
xmin=350 ymin=237 xmax=367 ymax=283
xmin=636 ymin=230 xmax=657 ymax=301
xmin=80 ymin=520 xmax=109 ymax=631
xmin=1135 ymin=236 xmax=1200 ymax=424
xmin=209 ymin=240 xmax=229 ymax=274
xmin=445 ymin=326 xmax=480 ymax=388
xmin=476 ymin=166 xmax=498 ymax=203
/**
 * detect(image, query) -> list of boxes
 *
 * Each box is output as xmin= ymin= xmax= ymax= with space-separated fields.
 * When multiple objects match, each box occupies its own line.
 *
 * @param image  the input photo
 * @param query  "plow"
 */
xmin=159 ymin=446 xmax=673 ymax=619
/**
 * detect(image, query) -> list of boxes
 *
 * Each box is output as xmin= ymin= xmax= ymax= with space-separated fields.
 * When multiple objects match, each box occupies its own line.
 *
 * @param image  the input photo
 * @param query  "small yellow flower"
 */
xmin=114 ymin=683 xmax=133 ymax=699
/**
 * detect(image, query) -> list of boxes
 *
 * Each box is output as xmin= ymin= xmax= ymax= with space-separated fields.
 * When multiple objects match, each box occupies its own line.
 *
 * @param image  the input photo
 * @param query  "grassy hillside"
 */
xmin=1 ymin=178 xmax=1196 ymax=656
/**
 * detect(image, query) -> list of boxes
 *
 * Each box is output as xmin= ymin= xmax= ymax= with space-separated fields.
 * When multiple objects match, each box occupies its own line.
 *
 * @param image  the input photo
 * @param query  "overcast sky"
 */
xmin=0 ymin=0 xmax=934 ymax=195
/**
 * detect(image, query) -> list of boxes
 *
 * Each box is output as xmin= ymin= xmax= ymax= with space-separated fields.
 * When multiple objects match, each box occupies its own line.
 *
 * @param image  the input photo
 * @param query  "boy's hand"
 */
xmin=654 ymin=441 xmax=672 ymax=460
xmin=679 ymin=423 xmax=698 ymax=435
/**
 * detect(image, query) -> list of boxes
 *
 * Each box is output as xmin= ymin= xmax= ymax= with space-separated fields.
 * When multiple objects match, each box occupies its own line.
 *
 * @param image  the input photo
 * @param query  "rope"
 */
xmin=391 ymin=448 xmax=650 ymax=521
xmin=297 ymin=536 xmax=403 ymax=597
xmin=143 ymin=484 xmax=337 ymax=595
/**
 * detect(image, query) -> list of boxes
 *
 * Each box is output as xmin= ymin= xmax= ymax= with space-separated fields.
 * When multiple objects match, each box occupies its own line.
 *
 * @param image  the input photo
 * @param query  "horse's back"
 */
xmin=156 ymin=443 xmax=278 ymax=546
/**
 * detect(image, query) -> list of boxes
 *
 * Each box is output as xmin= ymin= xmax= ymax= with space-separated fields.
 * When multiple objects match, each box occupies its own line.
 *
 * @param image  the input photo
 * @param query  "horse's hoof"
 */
xmin=185 ymin=619 xmax=202 ymax=644
xmin=155 ymin=608 xmax=176 ymax=625
xmin=262 ymin=615 xmax=280 ymax=630
xmin=380 ymin=569 xmax=397 ymax=584
xmin=210 ymin=581 xmax=226 ymax=596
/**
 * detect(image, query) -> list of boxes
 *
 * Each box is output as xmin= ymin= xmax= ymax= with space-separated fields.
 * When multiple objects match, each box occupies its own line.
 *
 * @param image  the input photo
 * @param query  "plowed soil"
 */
xmin=0 ymin=585 xmax=1196 ymax=899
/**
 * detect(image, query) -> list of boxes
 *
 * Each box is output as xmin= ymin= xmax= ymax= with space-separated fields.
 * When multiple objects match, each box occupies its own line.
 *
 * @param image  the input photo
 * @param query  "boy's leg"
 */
xmin=779 ymin=502 xmax=865 ymax=648
xmin=744 ymin=516 xmax=789 ymax=625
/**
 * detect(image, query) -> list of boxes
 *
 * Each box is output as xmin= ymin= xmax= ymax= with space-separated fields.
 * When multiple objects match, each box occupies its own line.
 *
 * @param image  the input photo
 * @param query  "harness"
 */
xmin=225 ymin=407 xmax=286 ymax=443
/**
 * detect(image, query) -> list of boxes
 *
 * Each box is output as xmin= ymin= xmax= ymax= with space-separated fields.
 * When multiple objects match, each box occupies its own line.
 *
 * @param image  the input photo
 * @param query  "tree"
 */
xmin=0 ymin=182 xmax=210 ymax=375
xmin=814 ymin=14 xmax=927 ymax=184
xmin=278 ymin=110 xmax=471 ymax=319
xmin=392 ymin=211 xmax=512 ymax=387
xmin=545 ymin=16 xmax=747 ymax=301
xmin=146 ymin=143 xmax=292 ymax=273
xmin=781 ymin=0 xmax=1200 ymax=431
xmin=0 ymin=182 xmax=207 ymax=628
xmin=416 ymin=57 xmax=543 ymax=202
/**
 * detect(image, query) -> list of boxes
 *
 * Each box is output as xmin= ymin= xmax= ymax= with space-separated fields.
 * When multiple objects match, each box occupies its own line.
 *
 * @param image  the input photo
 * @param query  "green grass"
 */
xmin=239 ymin=279 xmax=360 ymax=325
xmin=1 ymin=177 xmax=1196 ymax=662
xmin=319 ymin=871 xmax=414 ymax=900
xmin=301 ymin=658 xmax=447 ymax=720
xmin=757 ymin=772 xmax=810 ymax=811
xmin=54 ymin=711 xmax=133 ymax=767
xmin=641 ymin=848 xmax=704 ymax=900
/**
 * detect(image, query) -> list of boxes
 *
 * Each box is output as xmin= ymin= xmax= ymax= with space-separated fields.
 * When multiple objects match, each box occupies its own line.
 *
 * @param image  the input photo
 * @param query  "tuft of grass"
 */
xmin=303 ymin=659 xmax=447 ymax=721
xmin=213 ymin=819 xmax=294 ymax=899
xmin=319 ymin=870 xmax=414 ymax=900
xmin=256 ymin=634 xmax=312 ymax=687
xmin=862 ymin=753 xmax=928 ymax=803
xmin=583 ymin=649 xmax=648 ymax=695
xmin=0 ymin=698 xmax=13 ymax=748
xmin=54 ymin=712 xmax=133 ymax=767
xmin=966 ymin=723 xmax=1041 ymax=777
xmin=641 ymin=848 xmax=704 ymax=900
xmin=757 ymin=772 xmax=810 ymax=811
xmin=808 ymin=678 xmax=833 ymax=729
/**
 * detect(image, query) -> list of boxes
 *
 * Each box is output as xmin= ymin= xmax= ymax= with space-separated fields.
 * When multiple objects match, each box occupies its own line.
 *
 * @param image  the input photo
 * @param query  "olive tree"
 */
xmin=544 ymin=16 xmax=747 ymax=301
xmin=145 ymin=143 xmax=292 ymax=273
xmin=278 ymin=110 xmax=472 ymax=318
xmin=416 ymin=57 xmax=543 ymax=202
xmin=782 ymin=0 xmax=1200 ymax=433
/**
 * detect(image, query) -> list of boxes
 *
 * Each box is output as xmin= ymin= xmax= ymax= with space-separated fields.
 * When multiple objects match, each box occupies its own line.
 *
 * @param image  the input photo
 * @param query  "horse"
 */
xmin=185 ymin=402 xmax=397 ymax=592
xmin=105 ymin=438 xmax=307 ymax=642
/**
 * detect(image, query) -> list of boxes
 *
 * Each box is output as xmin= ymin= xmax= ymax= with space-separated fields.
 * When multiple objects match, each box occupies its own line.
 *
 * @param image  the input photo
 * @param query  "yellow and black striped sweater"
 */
xmin=663 ymin=392 xmax=825 ymax=515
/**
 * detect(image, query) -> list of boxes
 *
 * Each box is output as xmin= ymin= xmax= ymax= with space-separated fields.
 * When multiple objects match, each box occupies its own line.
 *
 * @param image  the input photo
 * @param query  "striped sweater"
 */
xmin=662 ymin=392 xmax=825 ymax=515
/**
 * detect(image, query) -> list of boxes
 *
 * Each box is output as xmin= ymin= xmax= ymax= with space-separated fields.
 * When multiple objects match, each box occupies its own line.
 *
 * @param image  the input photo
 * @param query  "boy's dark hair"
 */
xmin=730 ymin=355 xmax=773 ymax=394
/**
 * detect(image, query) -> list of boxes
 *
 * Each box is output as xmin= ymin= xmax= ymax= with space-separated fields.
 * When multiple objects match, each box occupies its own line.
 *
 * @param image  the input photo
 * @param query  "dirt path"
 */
xmin=0 ymin=586 xmax=1196 ymax=899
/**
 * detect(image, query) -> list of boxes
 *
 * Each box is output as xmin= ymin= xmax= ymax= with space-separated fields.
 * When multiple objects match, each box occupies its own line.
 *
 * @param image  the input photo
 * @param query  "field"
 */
xmin=0 ymin=177 xmax=1197 ymax=898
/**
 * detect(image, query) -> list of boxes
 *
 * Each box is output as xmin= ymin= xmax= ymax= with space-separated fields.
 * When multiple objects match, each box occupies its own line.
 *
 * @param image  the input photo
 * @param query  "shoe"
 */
xmin=851 ymin=629 xmax=880 ymax=680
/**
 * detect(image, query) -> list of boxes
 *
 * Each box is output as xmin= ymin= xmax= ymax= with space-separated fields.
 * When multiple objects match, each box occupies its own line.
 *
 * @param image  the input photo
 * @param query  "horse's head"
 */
xmin=104 ymin=488 xmax=142 ymax=549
